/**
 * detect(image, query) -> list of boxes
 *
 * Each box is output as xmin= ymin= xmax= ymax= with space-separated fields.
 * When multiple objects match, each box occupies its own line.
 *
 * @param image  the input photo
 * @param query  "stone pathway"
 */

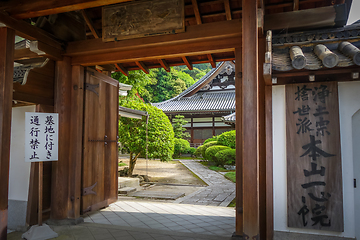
xmin=83 ymin=200 xmax=235 ymax=238
xmin=174 ymin=160 xmax=236 ymax=207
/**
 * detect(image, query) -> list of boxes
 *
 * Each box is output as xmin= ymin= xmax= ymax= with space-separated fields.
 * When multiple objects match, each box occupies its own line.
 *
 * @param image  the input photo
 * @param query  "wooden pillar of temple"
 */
xmin=0 ymin=27 xmax=15 ymax=240
xmin=51 ymin=58 xmax=84 ymax=220
xmin=242 ymin=0 xmax=260 ymax=238
xmin=234 ymin=47 xmax=243 ymax=236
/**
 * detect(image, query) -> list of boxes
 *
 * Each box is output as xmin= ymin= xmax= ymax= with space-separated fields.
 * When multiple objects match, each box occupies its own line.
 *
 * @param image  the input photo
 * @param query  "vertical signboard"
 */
xmin=286 ymin=82 xmax=343 ymax=231
xmin=25 ymin=112 xmax=59 ymax=162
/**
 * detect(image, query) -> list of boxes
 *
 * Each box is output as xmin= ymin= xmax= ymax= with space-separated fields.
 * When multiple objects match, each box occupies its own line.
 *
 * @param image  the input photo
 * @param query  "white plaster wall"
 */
xmin=8 ymin=105 xmax=36 ymax=201
xmin=272 ymin=82 xmax=359 ymax=238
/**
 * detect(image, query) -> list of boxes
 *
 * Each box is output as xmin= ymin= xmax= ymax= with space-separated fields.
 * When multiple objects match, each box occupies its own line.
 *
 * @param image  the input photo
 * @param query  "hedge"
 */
xmin=215 ymin=148 xmax=236 ymax=166
xmin=205 ymin=145 xmax=231 ymax=163
xmin=173 ymin=138 xmax=190 ymax=157
xmin=217 ymin=130 xmax=236 ymax=149
xmin=200 ymin=141 xmax=218 ymax=158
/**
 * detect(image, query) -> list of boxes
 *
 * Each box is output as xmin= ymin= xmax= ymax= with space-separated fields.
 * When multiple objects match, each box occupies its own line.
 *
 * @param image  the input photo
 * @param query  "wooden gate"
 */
xmin=81 ymin=69 xmax=119 ymax=214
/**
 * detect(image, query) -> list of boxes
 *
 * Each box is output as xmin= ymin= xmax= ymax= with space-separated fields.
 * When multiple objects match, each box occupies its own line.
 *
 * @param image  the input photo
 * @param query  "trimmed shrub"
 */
xmin=217 ymin=130 xmax=236 ymax=149
xmin=194 ymin=145 xmax=204 ymax=157
xmin=203 ymin=135 xmax=219 ymax=145
xmin=200 ymin=141 xmax=218 ymax=158
xmin=205 ymin=145 xmax=230 ymax=163
xmin=173 ymin=138 xmax=190 ymax=157
xmin=187 ymin=147 xmax=196 ymax=156
xmin=215 ymin=148 xmax=236 ymax=166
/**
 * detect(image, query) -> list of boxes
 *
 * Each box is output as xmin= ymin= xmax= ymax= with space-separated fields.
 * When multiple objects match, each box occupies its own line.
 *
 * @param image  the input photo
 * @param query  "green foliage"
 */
xmin=194 ymin=145 xmax=204 ymax=157
xmin=146 ymin=68 xmax=195 ymax=103
xmin=200 ymin=141 xmax=218 ymax=158
xmin=205 ymin=145 xmax=230 ymax=163
xmin=217 ymin=130 xmax=236 ymax=149
xmin=173 ymin=63 xmax=212 ymax=82
xmin=224 ymin=172 xmax=236 ymax=183
xmin=215 ymin=148 xmax=236 ymax=166
xmin=172 ymin=115 xmax=190 ymax=139
xmin=173 ymin=138 xmax=190 ymax=157
xmin=187 ymin=147 xmax=196 ymax=155
xmin=112 ymin=70 xmax=152 ymax=102
xmin=203 ymin=135 xmax=219 ymax=144
xmin=119 ymin=100 xmax=174 ymax=175
xmin=118 ymin=162 xmax=127 ymax=167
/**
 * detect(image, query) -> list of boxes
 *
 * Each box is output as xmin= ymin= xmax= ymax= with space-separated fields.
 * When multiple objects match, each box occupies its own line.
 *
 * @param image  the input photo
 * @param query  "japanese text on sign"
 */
xmin=25 ymin=112 xmax=59 ymax=162
xmin=286 ymin=82 xmax=343 ymax=232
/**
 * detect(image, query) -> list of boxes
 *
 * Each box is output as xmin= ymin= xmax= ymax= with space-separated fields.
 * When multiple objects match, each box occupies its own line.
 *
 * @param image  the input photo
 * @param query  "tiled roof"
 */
xmin=155 ymin=90 xmax=235 ymax=113
xmin=222 ymin=112 xmax=236 ymax=123
xmin=153 ymin=61 xmax=235 ymax=113
xmin=272 ymin=24 xmax=360 ymax=72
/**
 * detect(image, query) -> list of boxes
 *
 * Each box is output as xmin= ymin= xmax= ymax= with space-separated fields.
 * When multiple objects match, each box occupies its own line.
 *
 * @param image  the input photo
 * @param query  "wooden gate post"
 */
xmin=0 ymin=27 xmax=15 ymax=240
xmin=234 ymin=47 xmax=243 ymax=236
xmin=242 ymin=0 xmax=260 ymax=239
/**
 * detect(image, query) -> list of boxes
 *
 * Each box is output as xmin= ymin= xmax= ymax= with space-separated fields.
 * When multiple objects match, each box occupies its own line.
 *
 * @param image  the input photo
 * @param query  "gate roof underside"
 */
xmin=1 ymin=0 xmax=352 ymax=74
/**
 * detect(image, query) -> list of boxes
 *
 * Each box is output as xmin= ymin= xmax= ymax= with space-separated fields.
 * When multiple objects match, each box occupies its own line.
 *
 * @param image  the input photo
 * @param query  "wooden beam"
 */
xmin=135 ymin=61 xmax=149 ymax=74
xmin=30 ymin=41 xmax=63 ymax=61
xmin=66 ymin=19 xmax=242 ymax=57
xmin=0 ymin=27 xmax=15 ymax=240
xmin=51 ymin=57 xmax=72 ymax=220
xmin=72 ymin=36 xmax=240 ymax=66
xmin=224 ymin=0 xmax=232 ymax=20
xmin=115 ymin=64 xmax=128 ymax=76
xmin=293 ymin=0 xmax=300 ymax=11
xmin=81 ymin=9 xmax=100 ymax=39
xmin=0 ymin=11 xmax=62 ymax=50
xmin=1 ymin=0 xmax=133 ymax=19
xmin=191 ymin=0 xmax=202 ymax=24
xmin=242 ymin=0 xmax=260 ymax=239
xmin=207 ymin=54 xmax=216 ymax=68
xmin=182 ymin=56 xmax=193 ymax=70
xmin=234 ymin=47 xmax=243 ymax=237
xmin=265 ymin=85 xmax=274 ymax=240
xmin=158 ymin=59 xmax=170 ymax=72
xmin=68 ymin=65 xmax=84 ymax=219
xmin=264 ymin=4 xmax=348 ymax=31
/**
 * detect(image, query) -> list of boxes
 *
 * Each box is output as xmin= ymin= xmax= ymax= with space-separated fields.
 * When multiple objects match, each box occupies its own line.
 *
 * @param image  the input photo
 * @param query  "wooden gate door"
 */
xmin=81 ymin=69 xmax=119 ymax=214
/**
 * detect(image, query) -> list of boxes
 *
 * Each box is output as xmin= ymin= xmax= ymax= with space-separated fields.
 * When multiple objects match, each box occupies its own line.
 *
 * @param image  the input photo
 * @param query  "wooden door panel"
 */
xmin=81 ymin=69 xmax=119 ymax=214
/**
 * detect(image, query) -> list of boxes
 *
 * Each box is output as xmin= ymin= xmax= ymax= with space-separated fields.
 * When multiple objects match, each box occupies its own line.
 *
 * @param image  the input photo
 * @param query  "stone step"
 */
xmin=118 ymin=177 xmax=140 ymax=189
xmin=118 ymin=187 xmax=136 ymax=194
xmin=130 ymin=191 xmax=185 ymax=200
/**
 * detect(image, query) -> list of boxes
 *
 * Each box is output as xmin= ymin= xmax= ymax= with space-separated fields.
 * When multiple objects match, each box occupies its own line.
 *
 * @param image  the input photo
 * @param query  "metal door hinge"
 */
xmin=83 ymin=206 xmax=92 ymax=214
xmin=85 ymin=83 xmax=99 ymax=96
xmin=355 ymin=179 xmax=357 ymax=188
xmin=82 ymin=182 xmax=97 ymax=196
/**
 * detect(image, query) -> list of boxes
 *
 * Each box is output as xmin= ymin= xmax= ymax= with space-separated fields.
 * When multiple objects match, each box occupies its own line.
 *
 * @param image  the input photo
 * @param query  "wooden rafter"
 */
xmin=191 ymin=0 xmax=202 ymax=24
xmin=207 ymin=54 xmax=216 ymax=68
xmin=66 ymin=20 xmax=242 ymax=56
xmin=158 ymin=59 xmax=170 ymax=72
xmin=72 ymin=36 xmax=239 ymax=66
xmin=81 ymin=9 xmax=100 ymax=39
xmin=182 ymin=56 xmax=193 ymax=70
xmin=293 ymin=0 xmax=300 ymax=11
xmin=1 ymin=0 xmax=133 ymax=19
xmin=135 ymin=61 xmax=149 ymax=74
xmin=0 ymin=11 xmax=62 ymax=50
xmin=224 ymin=0 xmax=232 ymax=20
xmin=115 ymin=64 xmax=128 ymax=76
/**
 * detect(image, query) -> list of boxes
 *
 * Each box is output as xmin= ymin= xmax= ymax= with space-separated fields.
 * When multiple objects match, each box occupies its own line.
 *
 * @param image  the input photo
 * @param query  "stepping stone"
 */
xmin=118 ymin=187 xmax=136 ymax=194
xmin=130 ymin=191 xmax=185 ymax=200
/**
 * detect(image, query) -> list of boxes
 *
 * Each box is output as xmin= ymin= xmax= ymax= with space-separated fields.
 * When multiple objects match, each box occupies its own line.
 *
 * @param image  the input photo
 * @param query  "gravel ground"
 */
xmin=118 ymin=156 xmax=207 ymax=202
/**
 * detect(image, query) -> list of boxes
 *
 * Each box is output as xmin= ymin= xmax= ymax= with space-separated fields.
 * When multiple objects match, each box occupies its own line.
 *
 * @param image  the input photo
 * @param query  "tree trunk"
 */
xmin=128 ymin=152 xmax=141 ymax=176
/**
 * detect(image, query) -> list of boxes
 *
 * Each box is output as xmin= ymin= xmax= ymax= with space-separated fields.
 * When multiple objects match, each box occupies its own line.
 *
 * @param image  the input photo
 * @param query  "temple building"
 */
xmin=154 ymin=61 xmax=235 ymax=147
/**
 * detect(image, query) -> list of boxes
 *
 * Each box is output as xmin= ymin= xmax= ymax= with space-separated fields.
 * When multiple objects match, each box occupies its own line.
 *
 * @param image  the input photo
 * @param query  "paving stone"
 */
xmin=130 ymin=191 xmax=185 ymax=200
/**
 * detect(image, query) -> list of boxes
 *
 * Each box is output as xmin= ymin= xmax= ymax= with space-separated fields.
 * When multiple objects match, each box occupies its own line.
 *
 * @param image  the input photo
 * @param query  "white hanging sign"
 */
xmin=25 ymin=112 xmax=59 ymax=162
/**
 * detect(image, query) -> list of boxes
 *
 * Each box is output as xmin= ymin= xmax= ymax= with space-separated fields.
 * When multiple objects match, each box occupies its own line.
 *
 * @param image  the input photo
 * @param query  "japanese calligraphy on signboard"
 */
xmin=286 ymin=82 xmax=343 ymax=232
xmin=102 ymin=0 xmax=185 ymax=42
xmin=25 ymin=113 xmax=59 ymax=162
